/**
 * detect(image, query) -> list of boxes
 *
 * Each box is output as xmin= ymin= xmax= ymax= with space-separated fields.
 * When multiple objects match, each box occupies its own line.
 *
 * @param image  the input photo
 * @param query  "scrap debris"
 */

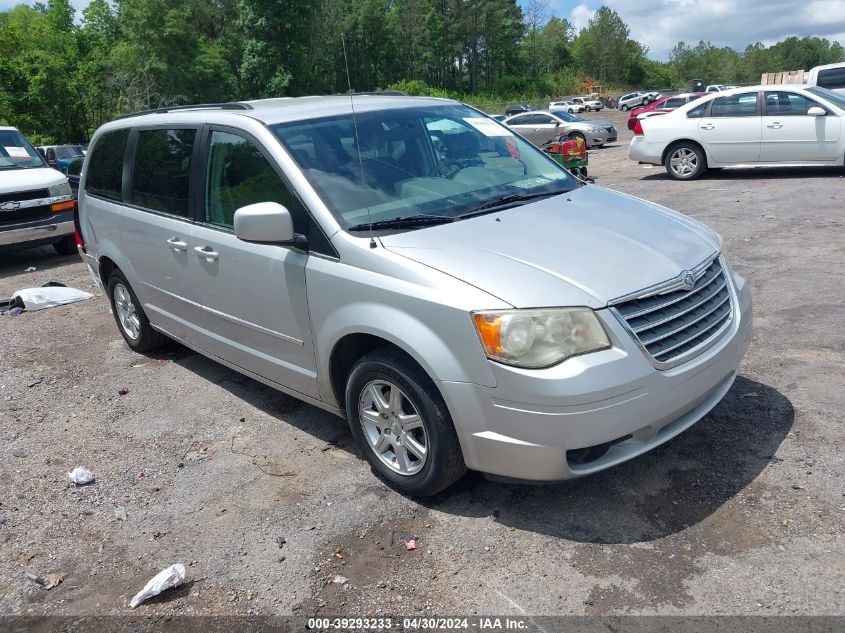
xmin=129 ymin=564 xmax=186 ymax=608
xmin=67 ymin=467 xmax=94 ymax=485
xmin=403 ymin=535 xmax=419 ymax=551
xmin=25 ymin=572 xmax=63 ymax=589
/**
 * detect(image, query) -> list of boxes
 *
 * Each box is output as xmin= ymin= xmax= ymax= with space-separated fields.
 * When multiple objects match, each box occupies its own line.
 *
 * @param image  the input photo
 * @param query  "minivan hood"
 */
xmin=0 ymin=167 xmax=66 ymax=195
xmin=381 ymin=185 xmax=718 ymax=309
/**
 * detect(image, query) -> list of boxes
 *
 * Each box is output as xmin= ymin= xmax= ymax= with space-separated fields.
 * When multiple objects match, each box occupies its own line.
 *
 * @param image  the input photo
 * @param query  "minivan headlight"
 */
xmin=471 ymin=308 xmax=611 ymax=368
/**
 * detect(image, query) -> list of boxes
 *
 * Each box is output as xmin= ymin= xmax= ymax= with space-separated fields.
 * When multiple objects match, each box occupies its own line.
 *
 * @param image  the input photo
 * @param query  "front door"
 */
xmin=180 ymin=128 xmax=319 ymax=398
xmin=697 ymin=91 xmax=761 ymax=164
xmin=760 ymin=90 xmax=841 ymax=161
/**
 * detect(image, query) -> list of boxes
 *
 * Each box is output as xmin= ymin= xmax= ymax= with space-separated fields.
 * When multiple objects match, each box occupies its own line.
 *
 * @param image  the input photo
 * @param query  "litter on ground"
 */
xmin=129 ymin=564 xmax=186 ymax=608
xmin=67 ymin=467 xmax=94 ymax=485
xmin=403 ymin=535 xmax=419 ymax=550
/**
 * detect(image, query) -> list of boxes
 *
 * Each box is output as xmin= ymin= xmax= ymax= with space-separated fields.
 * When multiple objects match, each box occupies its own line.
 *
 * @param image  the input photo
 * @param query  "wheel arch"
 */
xmin=319 ymin=306 xmax=497 ymax=412
xmin=661 ymin=138 xmax=708 ymax=166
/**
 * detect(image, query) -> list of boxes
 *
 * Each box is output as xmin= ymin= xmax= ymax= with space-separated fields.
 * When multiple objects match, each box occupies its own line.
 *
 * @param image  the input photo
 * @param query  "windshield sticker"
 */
xmin=511 ymin=177 xmax=551 ymax=190
xmin=463 ymin=117 xmax=513 ymax=137
xmin=4 ymin=146 xmax=30 ymax=159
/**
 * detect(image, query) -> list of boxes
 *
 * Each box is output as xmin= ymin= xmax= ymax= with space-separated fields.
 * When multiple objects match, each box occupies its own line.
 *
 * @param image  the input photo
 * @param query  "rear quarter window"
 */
xmin=85 ymin=129 xmax=129 ymax=201
xmin=132 ymin=128 xmax=197 ymax=217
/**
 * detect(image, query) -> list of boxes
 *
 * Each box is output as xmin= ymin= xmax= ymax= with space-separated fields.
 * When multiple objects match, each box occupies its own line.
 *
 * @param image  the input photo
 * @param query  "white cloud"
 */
xmin=550 ymin=0 xmax=845 ymax=60
xmin=569 ymin=2 xmax=595 ymax=31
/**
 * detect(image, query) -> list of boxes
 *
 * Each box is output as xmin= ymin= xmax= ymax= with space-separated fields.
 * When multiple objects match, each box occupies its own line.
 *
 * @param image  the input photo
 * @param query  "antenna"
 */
xmin=341 ymin=34 xmax=377 ymax=249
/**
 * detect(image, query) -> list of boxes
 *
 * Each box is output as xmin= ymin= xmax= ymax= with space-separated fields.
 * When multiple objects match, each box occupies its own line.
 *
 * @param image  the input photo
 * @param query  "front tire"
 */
xmin=107 ymin=270 xmax=165 ymax=353
xmin=665 ymin=142 xmax=706 ymax=180
xmin=345 ymin=348 xmax=466 ymax=496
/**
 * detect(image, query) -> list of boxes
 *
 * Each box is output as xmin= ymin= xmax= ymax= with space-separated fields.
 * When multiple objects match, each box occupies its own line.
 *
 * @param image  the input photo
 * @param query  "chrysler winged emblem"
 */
xmin=681 ymin=271 xmax=695 ymax=290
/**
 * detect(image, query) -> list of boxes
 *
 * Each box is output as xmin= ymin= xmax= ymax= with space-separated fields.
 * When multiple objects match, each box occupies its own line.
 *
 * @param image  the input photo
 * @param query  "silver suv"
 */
xmin=78 ymin=96 xmax=752 ymax=495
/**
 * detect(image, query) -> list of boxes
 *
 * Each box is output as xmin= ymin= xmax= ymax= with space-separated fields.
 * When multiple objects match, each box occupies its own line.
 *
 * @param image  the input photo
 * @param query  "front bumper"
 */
xmin=0 ymin=215 xmax=73 ymax=248
xmin=439 ymin=269 xmax=753 ymax=482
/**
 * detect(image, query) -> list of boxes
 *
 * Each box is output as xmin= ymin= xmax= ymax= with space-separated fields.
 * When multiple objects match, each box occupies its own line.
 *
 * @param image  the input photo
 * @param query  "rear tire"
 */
xmin=53 ymin=235 xmax=76 ymax=256
xmin=345 ymin=348 xmax=466 ymax=496
xmin=665 ymin=142 xmax=706 ymax=180
xmin=585 ymin=105 xmax=592 ymax=112
xmin=620 ymin=104 xmax=629 ymax=112
xmin=107 ymin=270 xmax=165 ymax=353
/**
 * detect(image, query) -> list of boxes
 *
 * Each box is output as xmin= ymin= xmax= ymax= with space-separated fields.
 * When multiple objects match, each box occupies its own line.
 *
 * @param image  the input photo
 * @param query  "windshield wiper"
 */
xmin=347 ymin=215 xmax=455 ymax=232
xmin=457 ymin=190 xmax=568 ymax=219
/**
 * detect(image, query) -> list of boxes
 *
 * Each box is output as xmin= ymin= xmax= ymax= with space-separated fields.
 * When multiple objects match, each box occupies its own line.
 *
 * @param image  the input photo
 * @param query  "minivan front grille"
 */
xmin=611 ymin=257 xmax=733 ymax=367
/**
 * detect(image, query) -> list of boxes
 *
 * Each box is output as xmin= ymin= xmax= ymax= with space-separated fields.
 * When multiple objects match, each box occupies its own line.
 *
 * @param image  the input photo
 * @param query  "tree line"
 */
xmin=1 ymin=0 xmax=842 ymax=142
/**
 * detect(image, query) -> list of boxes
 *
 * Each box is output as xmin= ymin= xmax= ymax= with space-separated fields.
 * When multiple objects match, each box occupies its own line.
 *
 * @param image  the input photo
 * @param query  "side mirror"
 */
xmin=234 ymin=202 xmax=304 ymax=246
xmin=555 ymin=121 xmax=561 ymax=127
xmin=807 ymin=106 xmax=826 ymax=117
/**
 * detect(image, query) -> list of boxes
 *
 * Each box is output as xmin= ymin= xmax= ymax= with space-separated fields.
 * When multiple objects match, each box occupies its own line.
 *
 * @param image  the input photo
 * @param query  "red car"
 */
xmin=626 ymin=92 xmax=707 ymax=131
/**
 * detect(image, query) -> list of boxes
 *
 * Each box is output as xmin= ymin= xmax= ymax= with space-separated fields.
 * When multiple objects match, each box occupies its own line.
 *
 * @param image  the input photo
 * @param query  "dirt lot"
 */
xmin=1 ymin=109 xmax=843 ymax=624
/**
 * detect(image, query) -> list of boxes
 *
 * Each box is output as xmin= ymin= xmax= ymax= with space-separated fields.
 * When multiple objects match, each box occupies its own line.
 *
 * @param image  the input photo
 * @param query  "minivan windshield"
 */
xmin=0 ymin=130 xmax=46 ymax=170
xmin=272 ymin=104 xmax=576 ymax=231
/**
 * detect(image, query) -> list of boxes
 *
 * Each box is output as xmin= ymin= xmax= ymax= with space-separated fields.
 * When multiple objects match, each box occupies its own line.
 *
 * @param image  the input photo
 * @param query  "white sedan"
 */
xmin=549 ymin=100 xmax=585 ymax=113
xmin=629 ymin=85 xmax=845 ymax=180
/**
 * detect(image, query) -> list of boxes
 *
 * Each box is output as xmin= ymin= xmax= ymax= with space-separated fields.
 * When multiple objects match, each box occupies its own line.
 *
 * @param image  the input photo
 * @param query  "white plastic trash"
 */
xmin=12 ymin=287 xmax=92 ymax=312
xmin=67 ymin=467 xmax=94 ymax=485
xmin=129 ymin=564 xmax=186 ymax=608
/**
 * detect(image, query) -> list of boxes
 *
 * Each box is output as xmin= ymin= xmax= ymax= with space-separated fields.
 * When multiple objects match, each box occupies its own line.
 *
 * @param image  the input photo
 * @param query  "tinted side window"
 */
xmin=85 ymin=129 xmax=129 ymax=201
xmin=204 ymin=130 xmax=305 ymax=234
xmin=817 ymin=67 xmax=845 ymax=90
xmin=711 ymin=93 xmax=759 ymax=117
xmin=508 ymin=115 xmax=531 ymax=125
xmin=533 ymin=114 xmax=555 ymax=124
xmin=765 ymin=91 xmax=821 ymax=116
xmin=664 ymin=97 xmax=685 ymax=108
xmin=687 ymin=102 xmax=708 ymax=118
xmin=132 ymin=128 xmax=196 ymax=217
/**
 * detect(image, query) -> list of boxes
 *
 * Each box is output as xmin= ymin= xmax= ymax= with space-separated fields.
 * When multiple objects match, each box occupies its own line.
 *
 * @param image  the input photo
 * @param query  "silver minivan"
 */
xmin=78 ymin=96 xmax=752 ymax=495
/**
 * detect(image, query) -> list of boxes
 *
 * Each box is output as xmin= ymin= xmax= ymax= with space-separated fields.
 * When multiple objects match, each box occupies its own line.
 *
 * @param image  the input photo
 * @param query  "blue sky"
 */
xmin=2 ymin=0 xmax=844 ymax=61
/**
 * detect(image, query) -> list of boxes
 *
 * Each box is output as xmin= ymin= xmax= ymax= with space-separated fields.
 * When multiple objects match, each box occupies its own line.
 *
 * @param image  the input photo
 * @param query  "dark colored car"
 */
xmin=504 ymin=103 xmax=531 ymax=117
xmin=626 ymin=93 xmax=707 ymax=131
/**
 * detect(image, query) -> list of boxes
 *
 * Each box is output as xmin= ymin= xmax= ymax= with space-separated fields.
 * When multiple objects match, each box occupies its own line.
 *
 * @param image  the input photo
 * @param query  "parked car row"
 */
xmin=629 ymin=84 xmax=845 ymax=180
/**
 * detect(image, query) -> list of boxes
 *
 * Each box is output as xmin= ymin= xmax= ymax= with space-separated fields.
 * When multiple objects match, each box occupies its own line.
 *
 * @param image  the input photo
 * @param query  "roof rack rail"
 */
xmin=117 ymin=102 xmax=253 ymax=120
xmin=340 ymin=90 xmax=407 ymax=97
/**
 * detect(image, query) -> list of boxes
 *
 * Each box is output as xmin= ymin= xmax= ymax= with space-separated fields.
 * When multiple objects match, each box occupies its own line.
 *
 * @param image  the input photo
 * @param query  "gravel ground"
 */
xmin=1 ymin=108 xmax=843 ymax=622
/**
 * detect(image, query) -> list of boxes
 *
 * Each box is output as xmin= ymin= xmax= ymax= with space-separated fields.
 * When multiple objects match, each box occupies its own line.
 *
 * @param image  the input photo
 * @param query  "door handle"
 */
xmin=766 ymin=122 xmax=783 ymax=129
xmin=166 ymin=237 xmax=187 ymax=252
xmin=700 ymin=123 xmax=715 ymax=130
xmin=194 ymin=245 xmax=219 ymax=261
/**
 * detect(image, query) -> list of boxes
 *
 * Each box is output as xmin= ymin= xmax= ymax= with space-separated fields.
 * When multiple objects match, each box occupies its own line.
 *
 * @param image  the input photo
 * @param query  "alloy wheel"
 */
xmin=358 ymin=379 xmax=428 ymax=476
xmin=113 ymin=283 xmax=141 ymax=340
xmin=669 ymin=147 xmax=699 ymax=178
